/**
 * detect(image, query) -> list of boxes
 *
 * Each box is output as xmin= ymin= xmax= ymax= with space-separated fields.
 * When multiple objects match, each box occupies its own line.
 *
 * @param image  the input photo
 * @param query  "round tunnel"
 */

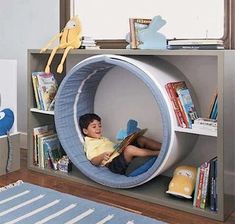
xmin=54 ymin=54 xmax=198 ymax=188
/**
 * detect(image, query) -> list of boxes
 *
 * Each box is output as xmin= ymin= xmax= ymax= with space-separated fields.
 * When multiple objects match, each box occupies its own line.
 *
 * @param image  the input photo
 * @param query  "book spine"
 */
xmin=209 ymin=158 xmax=216 ymax=211
xmin=193 ymin=167 xmax=200 ymax=207
xmin=214 ymin=159 xmax=218 ymax=211
xmin=208 ymin=91 xmax=218 ymax=118
xmin=32 ymin=74 xmax=40 ymax=109
xmin=196 ymin=165 xmax=205 ymax=208
xmin=171 ymin=81 xmax=190 ymax=128
xmin=200 ymin=161 xmax=210 ymax=209
xmin=210 ymin=97 xmax=218 ymax=120
xmin=165 ymin=83 xmax=186 ymax=127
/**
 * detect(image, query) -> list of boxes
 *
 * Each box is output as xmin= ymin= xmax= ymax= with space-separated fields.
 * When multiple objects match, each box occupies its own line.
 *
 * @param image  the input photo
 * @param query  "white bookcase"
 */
xmin=27 ymin=49 xmax=235 ymax=221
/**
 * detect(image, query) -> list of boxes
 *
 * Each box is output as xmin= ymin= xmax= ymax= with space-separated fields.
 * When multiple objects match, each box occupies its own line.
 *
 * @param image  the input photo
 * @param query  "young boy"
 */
xmin=79 ymin=113 xmax=161 ymax=175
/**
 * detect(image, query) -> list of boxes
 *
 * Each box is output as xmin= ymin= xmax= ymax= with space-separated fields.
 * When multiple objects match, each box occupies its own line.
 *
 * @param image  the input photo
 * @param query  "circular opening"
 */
xmin=55 ymin=54 xmax=197 ymax=188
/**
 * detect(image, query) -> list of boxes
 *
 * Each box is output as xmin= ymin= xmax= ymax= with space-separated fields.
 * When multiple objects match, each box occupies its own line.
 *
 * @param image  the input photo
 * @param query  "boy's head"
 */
xmin=79 ymin=113 xmax=102 ymax=138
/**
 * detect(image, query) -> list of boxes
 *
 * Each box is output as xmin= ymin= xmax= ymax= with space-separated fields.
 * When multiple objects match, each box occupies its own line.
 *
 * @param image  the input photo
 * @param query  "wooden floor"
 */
xmin=0 ymin=149 xmax=234 ymax=224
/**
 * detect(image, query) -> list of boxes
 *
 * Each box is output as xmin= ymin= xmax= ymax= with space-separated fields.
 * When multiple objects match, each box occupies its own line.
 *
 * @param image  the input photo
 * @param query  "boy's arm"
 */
xmin=90 ymin=152 xmax=112 ymax=166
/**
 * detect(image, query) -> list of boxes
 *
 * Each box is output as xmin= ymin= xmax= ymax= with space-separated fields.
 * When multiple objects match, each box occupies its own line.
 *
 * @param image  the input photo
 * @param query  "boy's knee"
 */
xmin=124 ymin=145 xmax=136 ymax=154
xmin=137 ymin=136 xmax=146 ymax=147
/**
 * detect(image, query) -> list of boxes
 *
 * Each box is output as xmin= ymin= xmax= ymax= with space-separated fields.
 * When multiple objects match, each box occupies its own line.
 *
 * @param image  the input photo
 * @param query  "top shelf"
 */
xmin=28 ymin=48 xmax=226 ymax=57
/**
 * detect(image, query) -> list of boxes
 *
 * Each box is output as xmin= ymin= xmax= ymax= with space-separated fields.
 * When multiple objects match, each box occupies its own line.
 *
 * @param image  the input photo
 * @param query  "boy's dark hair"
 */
xmin=79 ymin=113 xmax=101 ymax=135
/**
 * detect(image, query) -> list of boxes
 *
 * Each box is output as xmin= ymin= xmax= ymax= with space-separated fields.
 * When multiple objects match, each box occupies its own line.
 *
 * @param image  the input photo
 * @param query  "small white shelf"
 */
xmin=175 ymin=126 xmax=217 ymax=137
xmin=30 ymin=108 xmax=54 ymax=115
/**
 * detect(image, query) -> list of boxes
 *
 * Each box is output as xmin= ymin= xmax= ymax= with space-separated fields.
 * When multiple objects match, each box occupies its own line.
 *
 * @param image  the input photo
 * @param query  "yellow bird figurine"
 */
xmin=40 ymin=15 xmax=82 ymax=74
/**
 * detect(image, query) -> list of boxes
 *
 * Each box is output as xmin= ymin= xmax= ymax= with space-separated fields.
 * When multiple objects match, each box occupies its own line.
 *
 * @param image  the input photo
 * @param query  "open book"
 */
xmin=112 ymin=128 xmax=148 ymax=155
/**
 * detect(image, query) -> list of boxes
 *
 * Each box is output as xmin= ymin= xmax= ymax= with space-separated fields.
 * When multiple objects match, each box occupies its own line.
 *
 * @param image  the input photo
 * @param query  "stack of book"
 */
xmin=167 ymin=39 xmax=224 ymax=50
xmin=33 ymin=125 xmax=65 ymax=171
xmin=129 ymin=18 xmax=151 ymax=49
xmin=80 ymin=36 xmax=100 ymax=50
xmin=192 ymin=118 xmax=217 ymax=133
xmin=193 ymin=157 xmax=218 ymax=211
xmin=165 ymin=81 xmax=198 ymax=128
xmin=32 ymin=72 xmax=58 ymax=111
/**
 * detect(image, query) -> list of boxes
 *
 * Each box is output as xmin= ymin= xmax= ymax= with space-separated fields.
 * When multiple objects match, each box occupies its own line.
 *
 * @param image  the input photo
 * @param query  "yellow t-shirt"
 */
xmin=84 ymin=136 xmax=119 ymax=166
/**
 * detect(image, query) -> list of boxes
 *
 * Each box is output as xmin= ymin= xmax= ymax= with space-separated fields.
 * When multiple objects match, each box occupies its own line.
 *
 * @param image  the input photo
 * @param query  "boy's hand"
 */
xmin=102 ymin=152 xmax=112 ymax=161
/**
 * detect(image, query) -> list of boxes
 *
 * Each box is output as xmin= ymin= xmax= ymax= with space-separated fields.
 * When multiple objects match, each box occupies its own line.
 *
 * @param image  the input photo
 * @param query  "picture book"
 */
xmin=43 ymin=135 xmax=63 ymax=170
xmin=33 ymin=124 xmax=54 ymax=165
xmin=129 ymin=18 xmax=151 ymax=49
xmin=165 ymin=81 xmax=198 ymax=128
xmin=193 ymin=157 xmax=217 ymax=210
xmin=37 ymin=131 xmax=56 ymax=168
xmin=32 ymin=72 xmax=58 ymax=111
xmin=112 ymin=128 xmax=148 ymax=155
xmin=176 ymin=87 xmax=198 ymax=128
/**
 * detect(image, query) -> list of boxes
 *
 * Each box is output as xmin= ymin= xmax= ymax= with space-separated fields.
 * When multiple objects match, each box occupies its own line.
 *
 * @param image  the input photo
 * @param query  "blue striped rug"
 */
xmin=0 ymin=181 xmax=166 ymax=224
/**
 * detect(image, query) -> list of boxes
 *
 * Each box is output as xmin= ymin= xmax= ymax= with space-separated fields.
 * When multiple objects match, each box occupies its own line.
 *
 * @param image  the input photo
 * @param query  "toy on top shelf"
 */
xmin=40 ymin=16 xmax=82 ymax=74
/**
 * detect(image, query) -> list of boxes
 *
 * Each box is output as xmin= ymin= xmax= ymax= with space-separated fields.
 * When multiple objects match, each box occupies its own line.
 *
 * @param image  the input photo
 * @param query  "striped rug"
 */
xmin=0 ymin=180 xmax=166 ymax=224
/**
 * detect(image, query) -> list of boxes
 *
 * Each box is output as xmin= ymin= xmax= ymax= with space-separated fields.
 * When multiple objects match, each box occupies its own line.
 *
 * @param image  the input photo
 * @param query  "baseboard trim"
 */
xmin=20 ymin=132 xmax=27 ymax=149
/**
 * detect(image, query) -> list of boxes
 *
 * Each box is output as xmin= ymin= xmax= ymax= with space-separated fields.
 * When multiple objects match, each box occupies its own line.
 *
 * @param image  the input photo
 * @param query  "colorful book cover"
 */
xmin=176 ymin=88 xmax=198 ymax=128
xmin=165 ymin=82 xmax=187 ymax=128
xmin=31 ymin=73 xmax=41 ymax=109
xmin=34 ymin=72 xmax=58 ymax=111
xmin=193 ymin=167 xmax=201 ymax=207
xmin=43 ymin=136 xmax=63 ymax=170
xmin=200 ymin=161 xmax=210 ymax=209
xmin=33 ymin=124 xmax=54 ymax=165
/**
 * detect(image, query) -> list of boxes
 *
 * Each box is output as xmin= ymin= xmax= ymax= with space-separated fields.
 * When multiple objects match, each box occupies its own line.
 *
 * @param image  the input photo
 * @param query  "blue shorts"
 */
xmin=106 ymin=152 xmax=129 ymax=175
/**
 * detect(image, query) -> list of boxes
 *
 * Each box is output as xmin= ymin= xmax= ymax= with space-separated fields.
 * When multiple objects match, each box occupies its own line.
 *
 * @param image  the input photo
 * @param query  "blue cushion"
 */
xmin=0 ymin=108 xmax=14 ymax=136
xmin=127 ymin=157 xmax=157 ymax=177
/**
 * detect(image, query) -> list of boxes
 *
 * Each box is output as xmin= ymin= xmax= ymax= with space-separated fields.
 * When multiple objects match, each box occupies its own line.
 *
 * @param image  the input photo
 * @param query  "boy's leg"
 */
xmin=123 ymin=145 xmax=159 ymax=163
xmin=136 ymin=136 xmax=161 ymax=150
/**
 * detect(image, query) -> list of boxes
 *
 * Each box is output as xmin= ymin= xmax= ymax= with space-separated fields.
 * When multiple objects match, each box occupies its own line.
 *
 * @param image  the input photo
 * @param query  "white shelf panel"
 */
xmin=175 ymin=126 xmax=217 ymax=137
xmin=30 ymin=108 xmax=54 ymax=115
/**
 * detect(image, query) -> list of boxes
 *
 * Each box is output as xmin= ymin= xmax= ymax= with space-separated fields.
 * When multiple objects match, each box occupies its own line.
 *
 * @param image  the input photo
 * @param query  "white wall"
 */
xmin=0 ymin=0 xmax=59 ymax=145
xmin=0 ymin=60 xmax=17 ymax=133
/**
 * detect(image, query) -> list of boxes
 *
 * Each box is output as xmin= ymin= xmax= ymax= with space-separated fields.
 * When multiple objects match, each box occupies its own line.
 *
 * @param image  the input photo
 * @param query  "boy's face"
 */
xmin=83 ymin=119 xmax=102 ymax=138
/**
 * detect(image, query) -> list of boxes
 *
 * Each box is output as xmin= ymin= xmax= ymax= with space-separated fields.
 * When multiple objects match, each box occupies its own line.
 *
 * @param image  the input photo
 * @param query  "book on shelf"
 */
xmin=129 ymin=18 xmax=152 ymax=49
xmin=165 ymin=82 xmax=187 ymax=128
xmin=79 ymin=45 xmax=100 ymax=50
xmin=208 ymin=90 xmax=218 ymax=120
xmin=193 ymin=157 xmax=217 ymax=210
xmin=32 ymin=73 xmax=41 ymax=110
xmin=176 ymin=87 xmax=198 ymax=128
xmin=193 ymin=167 xmax=201 ymax=207
xmin=33 ymin=124 xmax=54 ymax=165
xmin=209 ymin=95 xmax=218 ymax=120
xmin=167 ymin=45 xmax=224 ymax=50
xmin=38 ymin=132 xmax=57 ymax=168
xmin=80 ymin=36 xmax=100 ymax=50
xmin=165 ymin=81 xmax=198 ymax=128
xmin=31 ymin=72 xmax=58 ymax=111
xmin=209 ymin=157 xmax=218 ymax=211
xmin=192 ymin=118 xmax=217 ymax=133
xmin=167 ymin=39 xmax=224 ymax=46
xmin=43 ymin=135 xmax=63 ymax=170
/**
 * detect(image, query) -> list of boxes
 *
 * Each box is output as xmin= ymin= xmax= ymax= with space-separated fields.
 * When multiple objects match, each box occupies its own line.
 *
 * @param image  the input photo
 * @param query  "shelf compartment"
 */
xmin=175 ymin=126 xmax=217 ymax=137
xmin=30 ymin=108 xmax=54 ymax=115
